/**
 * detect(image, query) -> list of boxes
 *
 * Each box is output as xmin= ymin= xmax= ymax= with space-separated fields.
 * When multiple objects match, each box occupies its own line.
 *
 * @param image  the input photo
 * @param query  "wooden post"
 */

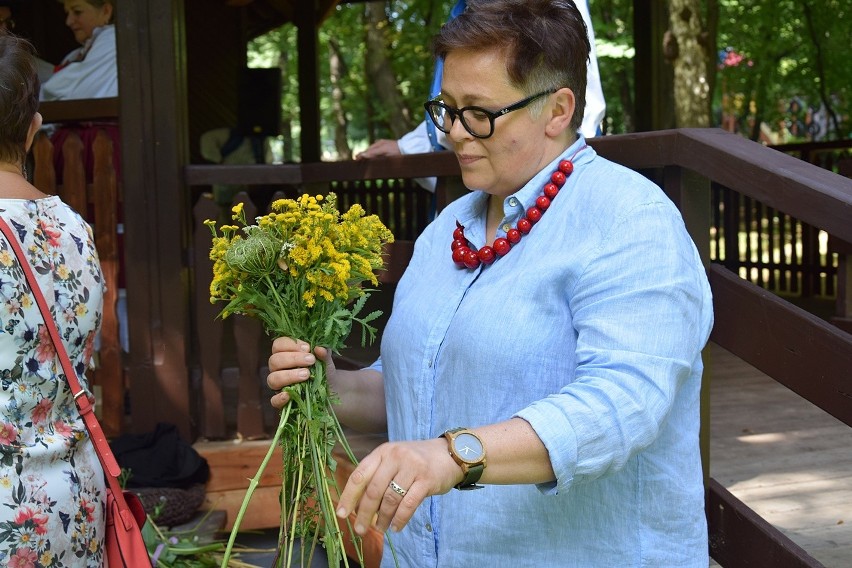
xmin=296 ymin=0 xmax=322 ymax=162
xmin=117 ymin=0 xmax=193 ymax=439
xmin=830 ymin=237 xmax=852 ymax=335
xmin=193 ymin=195 xmax=226 ymax=439
xmin=664 ymin=164 xmax=712 ymax=481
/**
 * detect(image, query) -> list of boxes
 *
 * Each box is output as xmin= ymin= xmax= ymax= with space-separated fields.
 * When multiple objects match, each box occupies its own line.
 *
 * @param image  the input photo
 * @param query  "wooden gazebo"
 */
xmin=14 ymin=1 xmax=852 ymax=565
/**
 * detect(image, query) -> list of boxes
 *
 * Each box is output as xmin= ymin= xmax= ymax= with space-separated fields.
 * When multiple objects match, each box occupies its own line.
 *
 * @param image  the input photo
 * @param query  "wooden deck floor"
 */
xmin=708 ymin=342 xmax=852 ymax=567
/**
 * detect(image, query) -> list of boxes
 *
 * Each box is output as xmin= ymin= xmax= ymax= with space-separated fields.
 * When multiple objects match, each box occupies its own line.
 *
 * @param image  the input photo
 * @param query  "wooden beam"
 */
xmin=295 ymin=1 xmax=322 ymax=162
xmin=39 ymin=97 xmax=119 ymax=123
xmin=707 ymin=478 xmax=825 ymax=568
xmin=117 ymin=0 xmax=193 ymax=438
xmin=708 ymin=264 xmax=852 ymax=428
xmin=184 ymin=151 xmax=460 ymax=185
xmin=589 ymin=129 xmax=852 ymax=245
xmin=631 ymin=0 xmax=674 ymax=131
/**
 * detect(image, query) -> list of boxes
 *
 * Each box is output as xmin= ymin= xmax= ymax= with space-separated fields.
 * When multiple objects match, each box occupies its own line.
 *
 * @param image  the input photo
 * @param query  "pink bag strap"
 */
xmin=0 ymin=216 xmax=128 ymax=497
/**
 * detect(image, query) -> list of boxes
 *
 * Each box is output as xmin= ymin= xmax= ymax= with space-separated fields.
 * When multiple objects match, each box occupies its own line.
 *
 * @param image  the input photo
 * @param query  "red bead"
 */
xmin=543 ymin=183 xmax=559 ymax=199
xmin=478 ymin=246 xmax=496 ymax=264
xmin=452 ymin=246 xmax=469 ymax=266
xmin=449 ymin=155 xmax=583 ymax=269
xmin=493 ymin=238 xmax=511 ymax=256
xmin=463 ymin=249 xmax=481 ymax=269
xmin=526 ymin=206 xmax=542 ymax=224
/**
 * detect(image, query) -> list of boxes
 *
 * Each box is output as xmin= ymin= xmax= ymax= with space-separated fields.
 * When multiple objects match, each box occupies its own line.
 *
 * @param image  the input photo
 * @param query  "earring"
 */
xmin=22 ymin=162 xmax=28 ymax=180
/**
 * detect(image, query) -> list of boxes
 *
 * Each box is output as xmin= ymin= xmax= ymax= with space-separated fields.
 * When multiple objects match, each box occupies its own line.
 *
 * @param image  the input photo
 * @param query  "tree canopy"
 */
xmin=249 ymin=0 xmax=850 ymax=161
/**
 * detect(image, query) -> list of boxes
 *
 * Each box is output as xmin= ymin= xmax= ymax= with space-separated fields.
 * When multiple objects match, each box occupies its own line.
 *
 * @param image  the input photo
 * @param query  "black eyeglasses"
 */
xmin=424 ymin=89 xmax=557 ymax=139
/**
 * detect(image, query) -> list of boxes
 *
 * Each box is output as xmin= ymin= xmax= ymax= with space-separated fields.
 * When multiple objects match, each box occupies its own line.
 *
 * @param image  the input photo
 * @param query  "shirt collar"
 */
xmin=502 ymin=135 xmax=596 ymax=218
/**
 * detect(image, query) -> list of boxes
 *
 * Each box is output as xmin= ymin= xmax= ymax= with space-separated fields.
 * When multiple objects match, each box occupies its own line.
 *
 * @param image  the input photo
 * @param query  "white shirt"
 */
xmin=399 ymin=1 xmax=605 ymax=191
xmin=40 ymin=25 xmax=118 ymax=101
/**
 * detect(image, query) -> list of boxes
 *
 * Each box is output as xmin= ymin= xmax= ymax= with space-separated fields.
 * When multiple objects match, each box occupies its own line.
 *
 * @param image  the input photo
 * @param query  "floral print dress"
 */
xmin=0 ymin=197 xmax=106 ymax=567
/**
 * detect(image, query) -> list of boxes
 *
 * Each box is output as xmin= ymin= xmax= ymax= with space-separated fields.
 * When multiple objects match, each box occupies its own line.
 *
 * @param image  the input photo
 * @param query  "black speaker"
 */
xmin=237 ymin=67 xmax=281 ymax=137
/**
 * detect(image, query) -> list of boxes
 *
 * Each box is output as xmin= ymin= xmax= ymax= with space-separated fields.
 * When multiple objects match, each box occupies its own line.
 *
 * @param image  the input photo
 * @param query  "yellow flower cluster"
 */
xmin=205 ymin=193 xmax=393 ymax=346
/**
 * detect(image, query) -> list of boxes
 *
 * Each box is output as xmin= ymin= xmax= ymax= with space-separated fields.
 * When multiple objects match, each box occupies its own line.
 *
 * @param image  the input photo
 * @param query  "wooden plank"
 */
xmin=118 ymin=0 xmax=193 ymax=439
xmin=196 ymin=438 xmax=384 ymax=567
xmin=197 ymin=440 xmax=284 ymax=493
xmin=232 ymin=194 xmax=265 ymax=439
xmin=31 ymin=133 xmax=57 ymax=194
xmin=90 ymin=129 xmax=123 ymax=437
xmin=589 ymin=129 xmax=852 ymax=245
xmin=193 ymin=194 xmax=226 ymax=439
xmin=59 ymin=133 xmax=87 ymax=214
xmin=709 ymin=343 xmax=852 ymax=566
xmin=39 ymin=97 xmax=119 ymax=123
xmin=379 ymin=240 xmax=414 ymax=285
xmin=204 ymin=485 xmax=282 ymax=531
xmin=708 ymin=264 xmax=852 ymax=427
xmin=707 ymin=478 xmax=826 ymax=567
xmin=184 ymin=152 xmax=460 ymax=187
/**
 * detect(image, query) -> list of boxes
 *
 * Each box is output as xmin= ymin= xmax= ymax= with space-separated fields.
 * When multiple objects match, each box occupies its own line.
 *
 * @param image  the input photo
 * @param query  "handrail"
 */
xmin=589 ymin=129 xmax=852 ymax=243
xmin=185 ymin=129 xmax=852 ymax=243
xmin=39 ymin=97 xmax=120 ymax=123
xmin=184 ymin=151 xmax=460 ymax=186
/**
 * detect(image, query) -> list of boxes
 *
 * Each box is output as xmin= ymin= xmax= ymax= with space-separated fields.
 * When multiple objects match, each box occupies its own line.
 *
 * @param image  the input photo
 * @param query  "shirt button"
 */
xmin=501 ymin=223 xmax=512 ymax=232
xmin=425 ymin=523 xmax=433 ymax=532
xmin=508 ymin=197 xmax=519 ymax=207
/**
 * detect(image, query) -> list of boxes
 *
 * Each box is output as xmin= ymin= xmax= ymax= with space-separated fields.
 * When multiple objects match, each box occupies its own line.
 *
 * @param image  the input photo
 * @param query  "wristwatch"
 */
xmin=442 ymin=427 xmax=487 ymax=490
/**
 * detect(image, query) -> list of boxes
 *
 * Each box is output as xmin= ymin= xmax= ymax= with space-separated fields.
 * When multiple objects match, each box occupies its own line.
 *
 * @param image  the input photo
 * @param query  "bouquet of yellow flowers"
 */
xmin=205 ymin=193 xmax=394 ymax=568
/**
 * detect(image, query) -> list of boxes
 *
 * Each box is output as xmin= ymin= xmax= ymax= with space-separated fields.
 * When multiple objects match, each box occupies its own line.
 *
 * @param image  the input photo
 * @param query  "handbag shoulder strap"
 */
xmin=0 ymin=216 xmax=121 ymax=478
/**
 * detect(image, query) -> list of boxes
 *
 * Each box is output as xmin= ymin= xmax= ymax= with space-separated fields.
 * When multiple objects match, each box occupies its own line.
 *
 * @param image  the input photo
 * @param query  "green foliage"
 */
xmin=716 ymin=0 xmax=851 ymax=141
xmin=248 ymin=0 xmax=850 ymax=156
xmin=590 ymin=0 xmax=636 ymax=134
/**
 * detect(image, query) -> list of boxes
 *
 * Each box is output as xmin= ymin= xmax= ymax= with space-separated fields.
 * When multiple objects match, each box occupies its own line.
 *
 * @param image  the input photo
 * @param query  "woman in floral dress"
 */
xmin=0 ymin=34 xmax=106 ymax=567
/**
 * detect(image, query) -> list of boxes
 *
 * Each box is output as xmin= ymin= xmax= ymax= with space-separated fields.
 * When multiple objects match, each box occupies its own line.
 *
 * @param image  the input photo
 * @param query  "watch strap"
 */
xmin=443 ymin=427 xmax=486 ymax=490
xmin=456 ymin=462 xmax=484 ymax=490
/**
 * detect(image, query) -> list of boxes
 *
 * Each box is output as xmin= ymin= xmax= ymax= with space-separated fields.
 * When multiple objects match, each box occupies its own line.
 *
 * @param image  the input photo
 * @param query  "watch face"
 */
xmin=453 ymin=432 xmax=484 ymax=464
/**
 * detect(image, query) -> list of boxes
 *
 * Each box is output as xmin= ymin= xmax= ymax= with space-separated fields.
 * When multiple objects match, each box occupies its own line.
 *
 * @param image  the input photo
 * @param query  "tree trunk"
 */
xmin=364 ymin=1 xmax=411 ymax=138
xmin=328 ymin=37 xmax=352 ymax=160
xmin=667 ymin=0 xmax=710 ymax=127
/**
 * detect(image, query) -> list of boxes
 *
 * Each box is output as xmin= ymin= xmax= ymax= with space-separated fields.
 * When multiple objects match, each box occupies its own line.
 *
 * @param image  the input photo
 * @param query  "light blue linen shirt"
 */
xmin=372 ymin=137 xmax=714 ymax=567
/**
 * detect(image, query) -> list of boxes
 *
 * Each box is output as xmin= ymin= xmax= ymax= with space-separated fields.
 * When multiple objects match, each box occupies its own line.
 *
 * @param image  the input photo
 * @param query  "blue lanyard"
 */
xmin=425 ymin=0 xmax=467 ymax=151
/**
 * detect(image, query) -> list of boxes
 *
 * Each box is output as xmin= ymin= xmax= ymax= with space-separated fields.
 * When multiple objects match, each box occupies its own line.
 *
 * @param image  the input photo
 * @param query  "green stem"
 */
xmin=220 ymin=402 xmax=293 ymax=567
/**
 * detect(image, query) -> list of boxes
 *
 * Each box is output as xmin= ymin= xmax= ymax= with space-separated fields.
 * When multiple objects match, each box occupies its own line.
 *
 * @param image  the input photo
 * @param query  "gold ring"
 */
xmin=388 ymin=480 xmax=407 ymax=497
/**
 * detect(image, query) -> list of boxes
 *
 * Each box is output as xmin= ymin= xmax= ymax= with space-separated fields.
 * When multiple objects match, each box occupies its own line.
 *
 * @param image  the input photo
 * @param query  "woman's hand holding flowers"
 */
xmin=267 ymin=337 xmax=335 ymax=409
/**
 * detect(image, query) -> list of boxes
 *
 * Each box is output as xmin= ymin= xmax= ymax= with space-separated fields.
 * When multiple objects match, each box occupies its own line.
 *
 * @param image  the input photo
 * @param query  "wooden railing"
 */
xmin=31 ymin=98 xmax=124 ymax=437
xmin=591 ymin=129 xmax=851 ymax=566
xmin=185 ymin=128 xmax=852 ymax=566
xmin=31 ymin=127 xmax=124 ymax=437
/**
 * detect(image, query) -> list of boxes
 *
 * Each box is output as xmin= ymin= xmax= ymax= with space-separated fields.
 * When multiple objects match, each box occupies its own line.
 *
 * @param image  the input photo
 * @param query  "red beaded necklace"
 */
xmin=451 ymin=146 xmax=585 ymax=269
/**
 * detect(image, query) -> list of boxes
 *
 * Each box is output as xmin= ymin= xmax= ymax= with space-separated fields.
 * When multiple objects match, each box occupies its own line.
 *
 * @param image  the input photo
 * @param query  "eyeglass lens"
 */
xmin=428 ymin=104 xmax=494 ymax=138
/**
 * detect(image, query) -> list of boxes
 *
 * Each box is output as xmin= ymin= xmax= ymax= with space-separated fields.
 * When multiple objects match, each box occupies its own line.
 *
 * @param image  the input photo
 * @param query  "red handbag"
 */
xmin=0 ymin=217 xmax=151 ymax=567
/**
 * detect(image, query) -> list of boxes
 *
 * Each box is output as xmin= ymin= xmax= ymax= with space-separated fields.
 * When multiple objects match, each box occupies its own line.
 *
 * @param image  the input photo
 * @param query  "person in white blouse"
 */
xmin=356 ymin=0 xmax=605 ymax=193
xmin=40 ymin=0 xmax=117 ymax=101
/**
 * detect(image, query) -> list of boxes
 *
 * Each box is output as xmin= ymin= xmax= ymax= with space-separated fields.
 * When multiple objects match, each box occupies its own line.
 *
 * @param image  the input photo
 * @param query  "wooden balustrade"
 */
xmin=30 ymin=126 xmax=125 ymax=437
